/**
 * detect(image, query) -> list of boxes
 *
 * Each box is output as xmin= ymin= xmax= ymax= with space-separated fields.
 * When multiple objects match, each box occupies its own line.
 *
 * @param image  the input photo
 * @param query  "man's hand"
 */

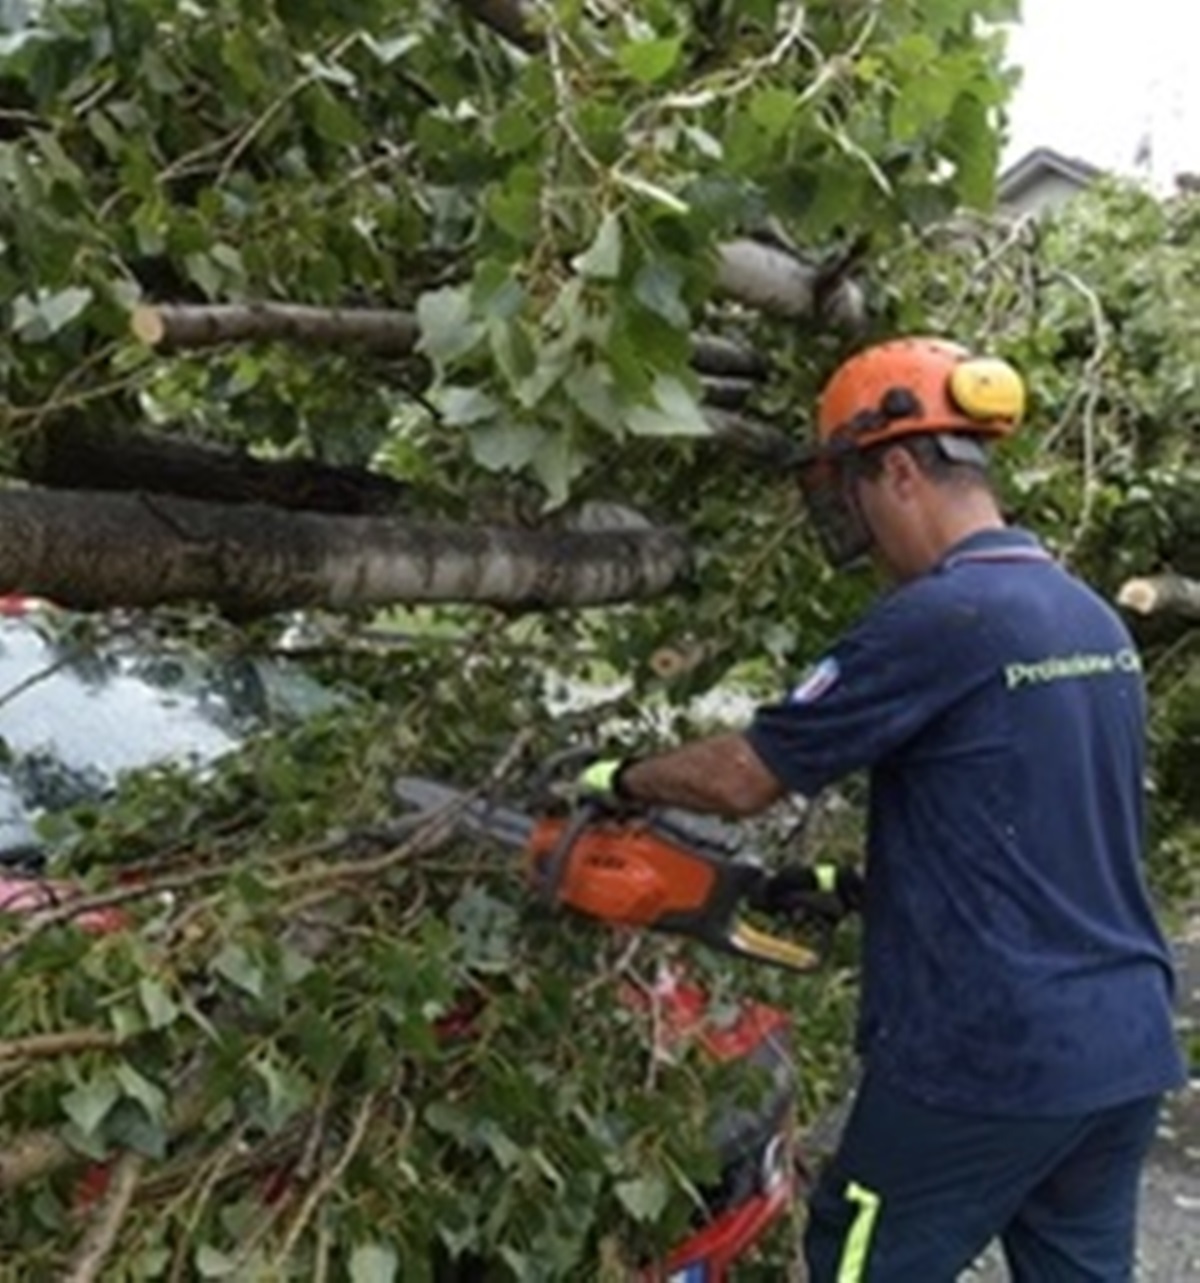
xmin=749 ymin=864 xmax=864 ymax=923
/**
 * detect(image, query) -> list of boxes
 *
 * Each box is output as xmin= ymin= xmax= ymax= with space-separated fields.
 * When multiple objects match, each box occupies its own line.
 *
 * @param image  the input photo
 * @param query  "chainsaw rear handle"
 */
xmin=747 ymin=863 xmax=864 ymax=923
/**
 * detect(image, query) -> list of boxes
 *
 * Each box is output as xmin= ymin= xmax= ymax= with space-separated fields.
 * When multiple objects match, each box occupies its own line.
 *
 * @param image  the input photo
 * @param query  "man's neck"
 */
xmin=888 ymin=493 xmax=1006 ymax=583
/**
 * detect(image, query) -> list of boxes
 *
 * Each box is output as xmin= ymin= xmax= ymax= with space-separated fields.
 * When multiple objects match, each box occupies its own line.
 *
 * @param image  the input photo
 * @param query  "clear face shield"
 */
xmin=794 ymin=446 xmax=873 ymax=569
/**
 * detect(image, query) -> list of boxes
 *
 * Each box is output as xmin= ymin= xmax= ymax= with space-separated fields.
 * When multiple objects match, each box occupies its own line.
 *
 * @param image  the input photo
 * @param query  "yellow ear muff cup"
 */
xmin=948 ymin=358 xmax=1026 ymax=423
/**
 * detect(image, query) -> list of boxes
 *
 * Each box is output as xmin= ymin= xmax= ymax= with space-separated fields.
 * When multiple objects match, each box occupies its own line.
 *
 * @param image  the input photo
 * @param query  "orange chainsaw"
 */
xmin=392 ymin=776 xmax=860 ymax=973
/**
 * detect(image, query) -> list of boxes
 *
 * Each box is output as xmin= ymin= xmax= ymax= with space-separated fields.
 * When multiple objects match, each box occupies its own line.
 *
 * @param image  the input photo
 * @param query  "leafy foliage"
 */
xmin=9 ymin=0 xmax=1196 ymax=1278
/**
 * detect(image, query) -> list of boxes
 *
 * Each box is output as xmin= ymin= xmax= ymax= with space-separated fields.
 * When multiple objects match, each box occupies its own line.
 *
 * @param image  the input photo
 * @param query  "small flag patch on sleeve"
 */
xmin=788 ymin=656 xmax=840 ymax=704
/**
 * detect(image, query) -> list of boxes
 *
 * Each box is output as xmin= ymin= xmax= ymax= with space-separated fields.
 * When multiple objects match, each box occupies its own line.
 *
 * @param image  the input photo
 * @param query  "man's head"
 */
xmin=797 ymin=337 xmax=1025 ymax=579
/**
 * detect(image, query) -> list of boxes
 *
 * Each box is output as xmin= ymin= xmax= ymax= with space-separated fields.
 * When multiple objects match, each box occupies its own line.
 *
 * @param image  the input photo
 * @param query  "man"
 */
xmin=584 ymin=337 xmax=1185 ymax=1281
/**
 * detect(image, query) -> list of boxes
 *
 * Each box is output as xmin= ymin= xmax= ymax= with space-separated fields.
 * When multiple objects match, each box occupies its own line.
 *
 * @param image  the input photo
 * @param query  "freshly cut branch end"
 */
xmin=1117 ymin=572 xmax=1200 ymax=622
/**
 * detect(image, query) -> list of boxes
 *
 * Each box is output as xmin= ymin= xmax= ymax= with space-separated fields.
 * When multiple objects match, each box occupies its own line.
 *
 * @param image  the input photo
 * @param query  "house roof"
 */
xmin=997 ymin=147 xmax=1104 ymax=202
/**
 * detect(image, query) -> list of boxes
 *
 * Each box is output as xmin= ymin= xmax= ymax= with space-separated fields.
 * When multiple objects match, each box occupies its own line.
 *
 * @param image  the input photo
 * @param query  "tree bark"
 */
xmin=690 ymin=333 xmax=768 ymax=380
xmin=714 ymin=238 xmax=865 ymax=328
xmin=132 ymin=303 xmax=769 ymax=377
xmin=130 ymin=302 xmax=420 ymax=356
xmin=1117 ymin=572 xmax=1200 ymax=622
xmin=0 ymin=489 xmax=691 ymax=614
xmin=453 ymin=0 xmax=542 ymax=52
xmin=25 ymin=420 xmax=410 ymax=516
xmin=703 ymin=410 xmax=800 ymax=466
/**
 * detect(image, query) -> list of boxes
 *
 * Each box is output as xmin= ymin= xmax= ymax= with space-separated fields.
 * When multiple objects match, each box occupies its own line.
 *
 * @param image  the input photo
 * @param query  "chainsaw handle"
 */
xmin=670 ymin=858 xmax=826 ymax=973
xmin=535 ymin=802 xmax=598 ymax=906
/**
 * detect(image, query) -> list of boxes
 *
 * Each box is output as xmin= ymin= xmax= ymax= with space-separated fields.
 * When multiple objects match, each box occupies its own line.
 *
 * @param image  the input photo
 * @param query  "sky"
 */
xmin=1002 ymin=0 xmax=1200 ymax=187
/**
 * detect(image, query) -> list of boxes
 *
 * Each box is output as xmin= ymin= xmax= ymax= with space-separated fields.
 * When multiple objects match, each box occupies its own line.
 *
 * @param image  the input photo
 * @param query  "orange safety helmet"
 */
xmin=797 ymin=337 xmax=1026 ymax=569
xmin=815 ymin=336 xmax=1026 ymax=452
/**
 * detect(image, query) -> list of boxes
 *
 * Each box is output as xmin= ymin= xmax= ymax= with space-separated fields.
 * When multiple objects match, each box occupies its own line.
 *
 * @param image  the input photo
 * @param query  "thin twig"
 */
xmin=1045 ymin=268 xmax=1110 ymax=563
xmin=0 ymin=1028 xmax=125 ymax=1062
xmin=216 ymin=34 xmax=358 ymax=186
xmin=271 ymin=1091 xmax=380 ymax=1265
xmin=165 ymin=1131 xmax=249 ymax=1283
xmin=62 ymin=1151 xmax=144 ymax=1283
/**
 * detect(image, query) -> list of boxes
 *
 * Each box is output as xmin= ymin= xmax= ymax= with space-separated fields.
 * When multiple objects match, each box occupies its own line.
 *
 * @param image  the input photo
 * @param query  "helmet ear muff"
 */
xmin=947 ymin=358 xmax=1026 ymax=424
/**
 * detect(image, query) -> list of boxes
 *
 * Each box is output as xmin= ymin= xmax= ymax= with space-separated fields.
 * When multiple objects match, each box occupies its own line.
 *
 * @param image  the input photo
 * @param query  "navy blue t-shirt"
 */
xmin=746 ymin=528 xmax=1186 ymax=1116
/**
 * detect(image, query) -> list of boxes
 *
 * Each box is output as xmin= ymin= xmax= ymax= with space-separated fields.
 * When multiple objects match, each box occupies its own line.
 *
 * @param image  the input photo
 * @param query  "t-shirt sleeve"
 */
xmin=746 ymin=584 xmax=994 ymax=797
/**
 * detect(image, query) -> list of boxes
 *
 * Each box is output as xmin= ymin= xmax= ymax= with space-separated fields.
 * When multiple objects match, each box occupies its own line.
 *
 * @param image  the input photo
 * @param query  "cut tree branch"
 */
xmin=0 ymin=488 xmax=692 ymax=614
xmin=1117 ymin=572 xmax=1200 ymax=623
xmin=715 ymin=238 xmax=865 ymax=328
xmin=690 ymin=333 xmax=768 ymax=380
xmin=703 ymin=410 xmax=801 ymax=466
xmin=131 ymin=303 xmax=771 ymax=376
xmin=130 ymin=302 xmax=420 ymax=356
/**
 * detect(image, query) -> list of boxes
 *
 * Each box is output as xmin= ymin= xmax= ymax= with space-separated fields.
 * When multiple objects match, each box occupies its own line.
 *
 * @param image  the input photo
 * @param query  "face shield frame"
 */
xmin=793 ymin=441 xmax=874 ymax=570
xmin=795 ymin=430 xmax=993 ymax=570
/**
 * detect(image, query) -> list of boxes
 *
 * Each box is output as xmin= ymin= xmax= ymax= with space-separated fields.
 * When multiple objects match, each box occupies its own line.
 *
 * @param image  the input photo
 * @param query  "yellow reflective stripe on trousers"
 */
xmin=836 ymin=1181 xmax=881 ymax=1282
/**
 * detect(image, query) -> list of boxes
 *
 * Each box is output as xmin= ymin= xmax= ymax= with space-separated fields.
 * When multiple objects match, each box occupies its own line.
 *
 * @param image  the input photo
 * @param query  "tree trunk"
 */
xmin=24 ymin=420 xmax=410 ymax=516
xmin=0 ymin=489 xmax=691 ymax=614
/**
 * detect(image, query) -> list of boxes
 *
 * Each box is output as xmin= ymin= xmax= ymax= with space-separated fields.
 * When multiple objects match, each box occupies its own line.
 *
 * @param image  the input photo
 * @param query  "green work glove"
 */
xmin=577 ymin=757 xmax=631 ymax=799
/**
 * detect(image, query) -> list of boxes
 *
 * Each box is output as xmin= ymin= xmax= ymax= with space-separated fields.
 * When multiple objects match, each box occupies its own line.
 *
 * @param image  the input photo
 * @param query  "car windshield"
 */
xmin=0 ymin=609 xmax=338 ymax=858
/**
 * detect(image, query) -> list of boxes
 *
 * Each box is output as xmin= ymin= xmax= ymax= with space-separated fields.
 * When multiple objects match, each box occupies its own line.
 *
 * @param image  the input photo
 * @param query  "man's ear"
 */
xmin=880 ymin=442 xmax=921 ymax=496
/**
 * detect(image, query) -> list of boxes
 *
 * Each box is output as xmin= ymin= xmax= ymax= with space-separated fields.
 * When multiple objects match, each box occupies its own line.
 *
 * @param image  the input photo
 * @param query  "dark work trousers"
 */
xmin=803 ymin=1070 xmax=1162 ymax=1282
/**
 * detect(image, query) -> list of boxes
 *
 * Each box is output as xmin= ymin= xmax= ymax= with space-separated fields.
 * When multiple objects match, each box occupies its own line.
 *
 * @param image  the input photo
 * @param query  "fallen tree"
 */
xmin=0 ymin=488 xmax=691 ymax=613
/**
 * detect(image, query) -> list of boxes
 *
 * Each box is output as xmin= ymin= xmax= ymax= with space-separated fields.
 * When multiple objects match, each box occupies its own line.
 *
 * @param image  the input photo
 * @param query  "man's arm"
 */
xmin=617 ymin=732 xmax=786 ymax=817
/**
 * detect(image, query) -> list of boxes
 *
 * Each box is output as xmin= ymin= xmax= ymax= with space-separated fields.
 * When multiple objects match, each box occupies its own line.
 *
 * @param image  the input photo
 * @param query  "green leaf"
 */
xmin=748 ymin=87 xmax=797 ymax=137
xmin=475 ymin=1119 xmax=522 ymax=1170
xmin=212 ymin=943 xmax=264 ymax=998
xmin=486 ymin=166 xmax=542 ymax=244
xmin=572 ymin=212 xmax=622 ymax=281
xmin=438 ymin=385 xmax=500 ymax=426
xmin=61 ymin=1076 xmax=119 ymax=1138
xmin=305 ymin=83 xmax=366 ymax=147
xmin=115 ymin=1061 xmax=167 ymax=1126
xmin=626 ymin=376 xmax=710 ymax=437
xmin=183 ymin=253 xmax=223 ymax=299
xmin=138 ymin=977 xmax=178 ymax=1030
xmin=254 ymin=1056 xmax=310 ymax=1132
xmin=195 ymin=1244 xmax=237 ymax=1278
xmin=564 ymin=364 xmax=620 ymax=431
xmin=615 ymin=1174 xmax=669 ymax=1222
xmin=634 ymin=262 xmax=690 ymax=329
xmin=12 ymin=287 xmax=93 ymax=341
xmin=104 ymin=1098 xmax=168 ymax=1160
xmin=490 ymin=318 xmax=538 ymax=389
xmin=493 ymin=102 xmax=543 ymax=154
xmin=350 ymin=1244 xmax=398 ymax=1283
xmin=417 ymin=287 xmax=484 ymax=366
xmin=532 ymin=428 xmax=587 ymax=508
xmin=362 ymin=33 xmax=422 ymax=64
xmin=617 ymin=35 xmax=684 ymax=83
xmin=468 ymin=422 xmax=543 ymax=472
